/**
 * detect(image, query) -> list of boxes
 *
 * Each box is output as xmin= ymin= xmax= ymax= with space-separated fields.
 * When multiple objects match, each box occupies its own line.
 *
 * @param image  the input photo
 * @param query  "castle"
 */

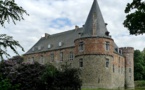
xmin=24 ymin=0 xmax=134 ymax=89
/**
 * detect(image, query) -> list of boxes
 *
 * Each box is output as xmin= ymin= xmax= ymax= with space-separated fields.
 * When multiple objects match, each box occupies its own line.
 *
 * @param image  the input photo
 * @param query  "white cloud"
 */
xmin=0 ymin=0 xmax=144 ymax=58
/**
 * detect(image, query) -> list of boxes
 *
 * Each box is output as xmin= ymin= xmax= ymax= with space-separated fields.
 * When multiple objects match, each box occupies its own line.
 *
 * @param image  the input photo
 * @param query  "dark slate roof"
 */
xmin=25 ymin=28 xmax=83 ymax=55
xmin=83 ymin=0 xmax=108 ymax=37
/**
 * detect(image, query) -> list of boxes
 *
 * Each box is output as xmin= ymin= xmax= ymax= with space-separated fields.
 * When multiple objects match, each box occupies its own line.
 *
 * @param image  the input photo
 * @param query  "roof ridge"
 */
xmin=49 ymin=27 xmax=83 ymax=36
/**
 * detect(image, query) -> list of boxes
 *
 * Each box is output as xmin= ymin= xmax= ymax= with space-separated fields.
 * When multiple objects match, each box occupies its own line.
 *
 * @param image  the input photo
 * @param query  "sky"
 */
xmin=1 ymin=0 xmax=145 ymax=58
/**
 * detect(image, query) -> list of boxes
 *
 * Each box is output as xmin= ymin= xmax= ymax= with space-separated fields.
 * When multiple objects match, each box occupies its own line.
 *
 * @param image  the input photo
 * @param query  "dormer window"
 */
xmin=105 ymin=31 xmax=110 ymax=36
xmin=38 ymin=46 xmax=41 ymax=50
xmin=59 ymin=42 xmax=62 ymax=47
xmin=32 ymin=48 xmax=35 ymax=51
xmin=119 ymin=49 xmax=122 ymax=55
xmin=79 ymin=41 xmax=84 ymax=51
xmin=48 ymin=44 xmax=51 ymax=49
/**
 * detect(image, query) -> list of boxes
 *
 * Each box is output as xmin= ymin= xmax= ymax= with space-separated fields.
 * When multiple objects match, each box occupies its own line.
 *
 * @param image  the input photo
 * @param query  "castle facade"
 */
xmin=24 ymin=0 xmax=134 ymax=89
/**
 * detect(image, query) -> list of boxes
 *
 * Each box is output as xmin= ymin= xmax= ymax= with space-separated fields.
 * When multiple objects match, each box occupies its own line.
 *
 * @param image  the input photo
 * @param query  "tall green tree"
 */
xmin=134 ymin=50 xmax=145 ymax=80
xmin=123 ymin=0 xmax=145 ymax=35
xmin=0 ymin=0 xmax=28 ymax=60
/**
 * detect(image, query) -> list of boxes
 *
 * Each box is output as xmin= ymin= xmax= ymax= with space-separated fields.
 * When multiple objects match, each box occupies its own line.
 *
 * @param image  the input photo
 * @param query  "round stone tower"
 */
xmin=74 ymin=37 xmax=114 ymax=89
xmin=120 ymin=47 xmax=134 ymax=89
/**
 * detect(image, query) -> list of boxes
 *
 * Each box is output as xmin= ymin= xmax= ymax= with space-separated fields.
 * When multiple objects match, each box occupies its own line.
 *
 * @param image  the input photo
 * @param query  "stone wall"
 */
xmin=120 ymin=47 xmax=134 ymax=88
xmin=74 ymin=55 xmax=114 ymax=89
xmin=23 ymin=47 xmax=75 ymax=68
xmin=112 ymin=53 xmax=125 ymax=88
xmin=23 ymin=37 xmax=133 ymax=89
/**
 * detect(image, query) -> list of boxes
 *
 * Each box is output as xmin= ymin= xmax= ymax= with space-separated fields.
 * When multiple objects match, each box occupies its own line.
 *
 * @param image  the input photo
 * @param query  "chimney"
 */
xmin=75 ymin=25 xmax=79 ymax=30
xmin=45 ymin=33 xmax=50 ymax=38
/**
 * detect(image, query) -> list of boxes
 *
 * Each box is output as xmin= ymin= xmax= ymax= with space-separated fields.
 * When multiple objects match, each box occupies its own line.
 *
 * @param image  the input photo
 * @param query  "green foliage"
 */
xmin=0 ymin=60 xmax=82 ymax=90
xmin=41 ymin=64 xmax=58 ymax=89
xmin=134 ymin=50 xmax=145 ymax=80
xmin=0 ymin=60 xmax=20 ymax=90
xmin=123 ymin=0 xmax=145 ymax=35
xmin=0 ymin=34 xmax=24 ymax=60
xmin=0 ymin=78 xmax=19 ymax=90
xmin=135 ymin=80 xmax=145 ymax=87
xmin=41 ymin=64 xmax=82 ymax=90
xmin=0 ymin=0 xmax=28 ymax=60
xmin=13 ymin=62 xmax=45 ymax=90
xmin=0 ymin=0 xmax=29 ymax=26
xmin=57 ymin=64 xmax=82 ymax=90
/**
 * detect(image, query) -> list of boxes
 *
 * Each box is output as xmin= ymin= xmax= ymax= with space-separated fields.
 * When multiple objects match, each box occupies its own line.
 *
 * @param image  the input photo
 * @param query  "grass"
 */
xmin=82 ymin=88 xmax=110 ymax=90
xmin=135 ymin=80 xmax=145 ymax=87
xmin=82 ymin=81 xmax=145 ymax=90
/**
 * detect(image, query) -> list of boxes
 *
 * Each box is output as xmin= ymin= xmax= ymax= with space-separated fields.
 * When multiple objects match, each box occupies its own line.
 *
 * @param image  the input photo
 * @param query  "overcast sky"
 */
xmin=1 ymin=0 xmax=145 ymax=57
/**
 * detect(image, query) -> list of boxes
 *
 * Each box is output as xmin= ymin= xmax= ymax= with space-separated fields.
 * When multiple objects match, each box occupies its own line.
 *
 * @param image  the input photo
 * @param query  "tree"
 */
xmin=134 ymin=50 xmax=145 ymax=80
xmin=0 ymin=0 xmax=28 ymax=26
xmin=41 ymin=64 xmax=82 ymax=90
xmin=123 ymin=0 xmax=145 ymax=35
xmin=0 ymin=0 xmax=28 ymax=60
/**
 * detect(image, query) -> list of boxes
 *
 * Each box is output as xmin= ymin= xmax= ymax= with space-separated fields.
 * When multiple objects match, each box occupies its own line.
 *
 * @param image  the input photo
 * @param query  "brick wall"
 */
xmin=74 ymin=37 xmax=114 ymax=56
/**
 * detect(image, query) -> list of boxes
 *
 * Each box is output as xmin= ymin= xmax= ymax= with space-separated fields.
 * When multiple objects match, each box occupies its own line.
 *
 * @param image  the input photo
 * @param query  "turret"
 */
xmin=120 ymin=47 xmax=134 ymax=89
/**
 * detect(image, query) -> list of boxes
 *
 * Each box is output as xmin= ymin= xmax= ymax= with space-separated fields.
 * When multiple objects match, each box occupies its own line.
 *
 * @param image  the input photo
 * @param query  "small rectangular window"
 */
xmin=113 ymin=64 xmax=115 ymax=73
xmin=118 ymin=66 xmax=120 ymax=73
xmin=105 ymin=42 xmax=110 ymax=51
xmin=60 ymin=52 xmax=63 ymax=61
xmin=79 ymin=58 xmax=83 ymax=67
xmin=122 ymin=67 xmax=123 ymax=74
xmin=31 ymin=57 xmax=34 ymax=64
xmin=79 ymin=42 xmax=84 ymax=51
xmin=50 ymin=53 xmax=54 ymax=61
xmin=69 ymin=52 xmax=74 ymax=60
xmin=129 ymin=68 xmax=131 ymax=73
xmin=27 ymin=57 xmax=30 ymax=63
xmin=40 ymin=55 xmax=44 ymax=64
xmin=118 ymin=57 xmax=120 ymax=73
xmin=106 ymin=59 xmax=109 ymax=68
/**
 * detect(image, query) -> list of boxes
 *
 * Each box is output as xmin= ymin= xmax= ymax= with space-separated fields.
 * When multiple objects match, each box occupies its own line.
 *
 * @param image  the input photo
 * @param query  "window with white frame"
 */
xmin=69 ymin=52 xmax=74 ymax=60
xmin=79 ymin=41 xmax=84 ymax=51
xmin=40 ymin=55 xmax=44 ymax=64
xmin=105 ymin=42 xmax=110 ymax=51
xmin=31 ymin=57 xmax=34 ymax=64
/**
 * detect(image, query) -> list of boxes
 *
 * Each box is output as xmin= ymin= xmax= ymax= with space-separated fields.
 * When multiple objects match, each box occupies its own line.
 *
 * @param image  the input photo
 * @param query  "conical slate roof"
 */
xmin=83 ymin=0 xmax=109 ymax=37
